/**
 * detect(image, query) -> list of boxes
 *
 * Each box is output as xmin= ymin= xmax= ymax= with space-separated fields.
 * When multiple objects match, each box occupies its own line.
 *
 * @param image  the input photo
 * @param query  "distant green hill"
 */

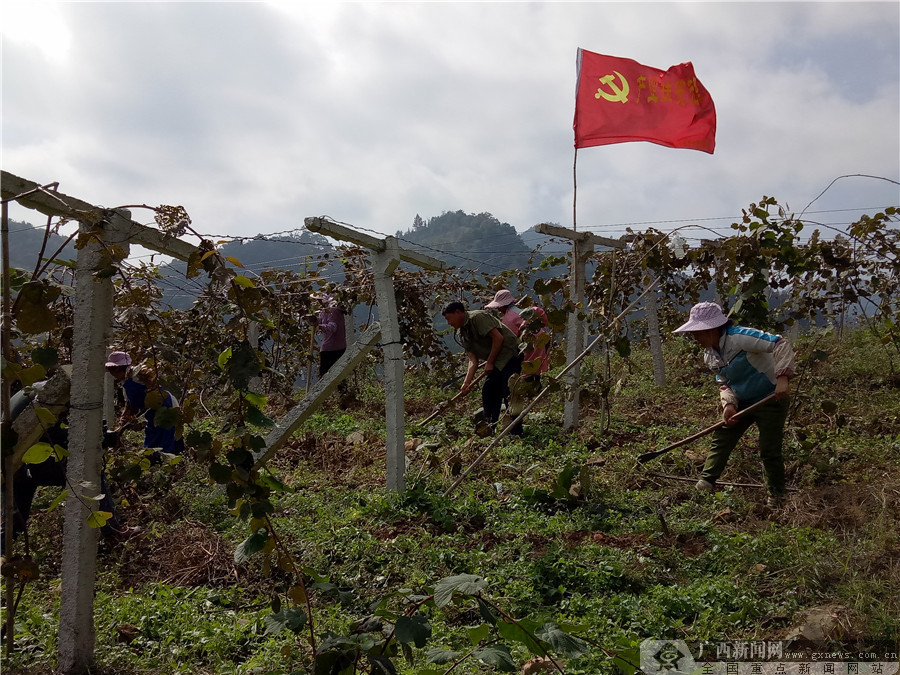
xmin=215 ymin=230 xmax=334 ymax=272
xmin=5 ymin=220 xmax=77 ymax=273
xmin=6 ymin=213 xmax=574 ymax=309
xmin=155 ymin=230 xmax=339 ymax=309
xmin=396 ymin=210 xmax=538 ymax=274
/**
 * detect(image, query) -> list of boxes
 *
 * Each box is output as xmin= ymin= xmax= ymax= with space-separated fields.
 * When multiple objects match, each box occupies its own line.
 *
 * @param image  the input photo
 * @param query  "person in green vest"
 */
xmin=442 ymin=301 xmax=523 ymax=435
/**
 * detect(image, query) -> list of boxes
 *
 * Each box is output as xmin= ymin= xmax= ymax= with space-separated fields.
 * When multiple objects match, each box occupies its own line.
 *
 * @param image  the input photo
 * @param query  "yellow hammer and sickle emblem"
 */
xmin=595 ymin=71 xmax=629 ymax=103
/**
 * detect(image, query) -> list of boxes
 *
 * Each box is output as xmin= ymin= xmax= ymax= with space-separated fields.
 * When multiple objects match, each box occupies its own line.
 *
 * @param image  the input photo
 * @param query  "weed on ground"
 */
xmin=4 ymin=329 xmax=898 ymax=673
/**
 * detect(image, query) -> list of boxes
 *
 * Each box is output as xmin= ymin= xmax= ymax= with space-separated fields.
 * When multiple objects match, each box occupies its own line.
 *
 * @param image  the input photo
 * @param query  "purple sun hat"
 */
xmin=105 ymin=351 xmax=132 ymax=367
xmin=673 ymin=302 xmax=729 ymax=333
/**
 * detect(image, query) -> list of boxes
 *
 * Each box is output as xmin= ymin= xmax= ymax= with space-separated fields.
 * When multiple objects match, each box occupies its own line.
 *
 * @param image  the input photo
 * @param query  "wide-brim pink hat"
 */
xmin=673 ymin=302 xmax=729 ymax=333
xmin=105 ymin=351 xmax=132 ymax=367
xmin=486 ymin=289 xmax=517 ymax=309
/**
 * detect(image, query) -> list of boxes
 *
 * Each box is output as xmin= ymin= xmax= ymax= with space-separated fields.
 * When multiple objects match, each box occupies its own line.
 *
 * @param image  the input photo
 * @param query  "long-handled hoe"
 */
xmin=636 ymin=393 xmax=777 ymax=464
xmin=417 ymin=369 xmax=486 ymax=427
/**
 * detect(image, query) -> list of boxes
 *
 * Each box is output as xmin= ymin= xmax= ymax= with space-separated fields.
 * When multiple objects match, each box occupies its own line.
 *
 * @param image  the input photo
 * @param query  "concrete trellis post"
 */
xmin=372 ymin=238 xmax=407 ymax=490
xmin=252 ymin=323 xmax=383 ymax=468
xmin=1 ymin=171 xmax=202 ymax=674
xmin=58 ymin=213 xmax=129 ymax=671
xmin=304 ymin=217 xmax=444 ymax=491
xmin=645 ymin=274 xmax=666 ymax=386
xmin=565 ymin=242 xmax=591 ymax=430
xmin=534 ymin=223 xmax=624 ymax=430
xmin=10 ymin=367 xmax=72 ymax=472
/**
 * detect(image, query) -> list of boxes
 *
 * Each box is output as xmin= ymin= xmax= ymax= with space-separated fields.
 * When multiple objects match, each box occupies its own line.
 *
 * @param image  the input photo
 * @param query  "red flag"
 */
xmin=574 ymin=49 xmax=716 ymax=154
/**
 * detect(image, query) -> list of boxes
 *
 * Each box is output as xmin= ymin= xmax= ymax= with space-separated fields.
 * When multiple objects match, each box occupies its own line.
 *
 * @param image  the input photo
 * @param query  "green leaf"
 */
xmin=31 ymin=347 xmax=59 ymax=370
xmin=13 ymin=281 xmax=60 ymax=334
xmin=314 ymin=638 xmax=357 ymax=675
xmin=614 ymin=335 xmax=631 ymax=358
xmin=477 ymin=597 xmax=497 ymax=625
xmin=467 ymin=623 xmax=491 ymax=646
xmin=246 ymin=405 xmax=275 ymax=428
xmin=118 ymin=463 xmax=143 ymax=482
xmin=521 ymin=358 xmax=543 ymax=376
xmin=476 ymin=645 xmax=516 ymax=672
xmin=551 ymin=463 xmax=578 ymax=499
xmin=264 ymin=607 xmax=308 ymax=635
xmin=209 ymin=462 xmax=233 ymax=484
xmin=22 ymin=442 xmax=55 ymax=464
xmin=535 ymin=622 xmax=590 ymax=658
xmin=33 ymin=407 xmax=58 ymax=426
xmin=227 ymin=340 xmax=260 ymax=391
xmin=395 ymin=614 xmax=432 ymax=648
xmin=367 ymin=655 xmax=398 ymax=675
xmin=497 ymin=617 xmax=544 ymax=655
xmin=145 ymin=390 xmax=166 ymax=410
xmin=225 ymin=256 xmax=245 ymax=268
xmin=242 ymin=391 xmax=268 ymax=408
xmin=186 ymin=249 xmax=204 ymax=278
xmin=234 ymin=528 xmax=269 ymax=564
xmin=545 ymin=308 xmax=568 ymax=329
xmin=18 ymin=364 xmax=47 ymax=387
xmin=258 ymin=473 xmax=289 ymax=492
xmin=425 ymin=649 xmax=461 ymax=665
xmin=250 ymin=500 xmax=275 ymax=518
xmin=87 ymin=511 xmax=113 ymax=529
xmin=218 ymin=347 xmax=233 ymax=370
xmin=233 ymin=274 xmax=255 ymax=288
xmin=153 ymin=406 xmax=178 ymax=430
xmin=226 ymin=448 xmax=252 ymax=467
xmin=47 ymin=489 xmax=68 ymax=512
xmin=303 ymin=567 xmax=329 ymax=584
xmin=186 ymin=429 xmax=213 ymax=451
xmin=433 ymin=574 xmax=487 ymax=608
xmin=612 ymin=644 xmax=641 ymax=675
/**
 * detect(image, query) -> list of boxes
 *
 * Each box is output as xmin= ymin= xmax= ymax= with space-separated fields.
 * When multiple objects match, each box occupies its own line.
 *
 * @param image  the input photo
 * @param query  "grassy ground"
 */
xmin=3 ymin=327 xmax=899 ymax=674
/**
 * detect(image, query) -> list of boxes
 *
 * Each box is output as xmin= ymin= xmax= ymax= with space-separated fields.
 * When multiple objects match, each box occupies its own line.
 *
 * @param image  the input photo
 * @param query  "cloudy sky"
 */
xmin=2 ymin=1 xmax=898 ymax=255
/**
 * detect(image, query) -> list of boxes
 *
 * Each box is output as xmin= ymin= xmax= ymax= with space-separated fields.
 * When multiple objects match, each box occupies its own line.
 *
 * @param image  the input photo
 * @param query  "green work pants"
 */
xmin=701 ymin=397 xmax=789 ymax=497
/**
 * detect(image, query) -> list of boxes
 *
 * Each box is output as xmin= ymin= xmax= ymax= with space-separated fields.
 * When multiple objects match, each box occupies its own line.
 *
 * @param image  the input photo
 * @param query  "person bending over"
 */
xmin=442 ymin=301 xmax=524 ymax=436
xmin=673 ymin=302 xmax=796 ymax=508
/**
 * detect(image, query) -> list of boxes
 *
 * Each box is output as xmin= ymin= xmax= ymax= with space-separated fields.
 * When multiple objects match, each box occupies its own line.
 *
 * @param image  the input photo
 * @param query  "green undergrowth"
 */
xmin=4 ymin=328 xmax=899 ymax=673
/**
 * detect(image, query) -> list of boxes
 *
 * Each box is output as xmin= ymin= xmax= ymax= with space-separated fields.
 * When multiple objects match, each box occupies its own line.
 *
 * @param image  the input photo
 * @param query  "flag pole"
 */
xmin=572 ymin=146 xmax=579 ymax=324
xmin=572 ymin=146 xmax=578 ymax=233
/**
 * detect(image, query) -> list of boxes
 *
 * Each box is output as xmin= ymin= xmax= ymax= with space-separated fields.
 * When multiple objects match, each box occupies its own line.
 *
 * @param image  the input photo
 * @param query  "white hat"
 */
xmin=673 ymin=302 xmax=729 ymax=333
xmin=485 ymin=289 xmax=517 ymax=309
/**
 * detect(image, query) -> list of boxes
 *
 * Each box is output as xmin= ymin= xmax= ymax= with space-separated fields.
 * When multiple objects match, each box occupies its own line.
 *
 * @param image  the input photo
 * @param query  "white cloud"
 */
xmin=1 ymin=1 xmax=72 ymax=65
xmin=2 ymin=2 xmax=897 ymax=244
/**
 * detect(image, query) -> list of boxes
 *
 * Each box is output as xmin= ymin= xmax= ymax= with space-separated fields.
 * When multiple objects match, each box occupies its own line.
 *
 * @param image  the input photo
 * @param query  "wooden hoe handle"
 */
xmin=637 ymin=393 xmax=778 ymax=464
xmin=419 ymin=370 xmax=487 ymax=427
